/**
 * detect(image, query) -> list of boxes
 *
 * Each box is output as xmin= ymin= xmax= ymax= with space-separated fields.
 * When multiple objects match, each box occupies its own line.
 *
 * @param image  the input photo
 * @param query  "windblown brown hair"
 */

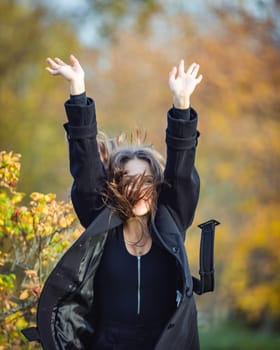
xmin=97 ymin=130 xmax=165 ymax=221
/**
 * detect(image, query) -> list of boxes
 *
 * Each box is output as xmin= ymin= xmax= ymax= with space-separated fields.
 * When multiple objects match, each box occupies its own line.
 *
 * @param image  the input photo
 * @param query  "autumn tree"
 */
xmin=0 ymin=151 xmax=81 ymax=349
xmin=0 ymin=0 xmax=81 ymax=196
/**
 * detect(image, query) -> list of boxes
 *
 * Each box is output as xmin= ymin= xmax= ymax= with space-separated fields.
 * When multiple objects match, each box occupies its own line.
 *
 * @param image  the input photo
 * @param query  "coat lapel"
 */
xmin=154 ymin=205 xmax=193 ymax=295
xmin=36 ymin=208 xmax=122 ymax=349
xmin=82 ymin=207 xmax=123 ymax=240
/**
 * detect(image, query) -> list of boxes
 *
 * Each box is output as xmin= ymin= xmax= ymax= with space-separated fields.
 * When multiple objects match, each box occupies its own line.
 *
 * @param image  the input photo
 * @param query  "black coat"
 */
xmin=23 ymin=98 xmax=201 ymax=349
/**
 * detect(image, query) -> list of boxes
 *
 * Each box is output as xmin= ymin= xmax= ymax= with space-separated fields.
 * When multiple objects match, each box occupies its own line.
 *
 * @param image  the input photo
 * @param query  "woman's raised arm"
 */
xmin=46 ymin=55 xmax=107 ymax=228
xmin=159 ymin=60 xmax=202 ymax=235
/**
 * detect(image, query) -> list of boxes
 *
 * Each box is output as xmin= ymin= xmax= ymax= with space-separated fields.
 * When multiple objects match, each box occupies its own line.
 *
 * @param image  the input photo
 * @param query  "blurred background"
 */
xmin=0 ymin=0 xmax=279 ymax=349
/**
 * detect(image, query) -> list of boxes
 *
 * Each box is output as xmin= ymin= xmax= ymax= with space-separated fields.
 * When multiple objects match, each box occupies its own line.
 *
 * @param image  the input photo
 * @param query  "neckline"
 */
xmin=120 ymin=226 xmax=153 ymax=258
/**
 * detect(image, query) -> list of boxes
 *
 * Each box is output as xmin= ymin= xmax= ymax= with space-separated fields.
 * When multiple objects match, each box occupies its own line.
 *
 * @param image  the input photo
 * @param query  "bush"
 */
xmin=0 ymin=151 xmax=81 ymax=349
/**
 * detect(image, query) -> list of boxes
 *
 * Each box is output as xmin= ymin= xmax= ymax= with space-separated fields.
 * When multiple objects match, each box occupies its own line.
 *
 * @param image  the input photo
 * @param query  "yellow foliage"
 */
xmin=11 ymin=192 xmax=25 ymax=204
xmin=0 ymin=150 xmax=81 ymax=348
xmin=19 ymin=290 xmax=30 ymax=301
xmin=223 ymin=204 xmax=280 ymax=324
xmin=0 ymin=151 xmax=21 ymax=191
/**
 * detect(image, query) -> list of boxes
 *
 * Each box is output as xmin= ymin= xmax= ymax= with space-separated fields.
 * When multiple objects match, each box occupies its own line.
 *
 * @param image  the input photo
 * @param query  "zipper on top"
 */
xmin=137 ymin=256 xmax=141 ymax=315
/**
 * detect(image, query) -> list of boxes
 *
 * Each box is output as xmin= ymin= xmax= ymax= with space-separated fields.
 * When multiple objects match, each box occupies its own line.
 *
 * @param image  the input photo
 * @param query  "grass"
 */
xmin=199 ymin=322 xmax=280 ymax=350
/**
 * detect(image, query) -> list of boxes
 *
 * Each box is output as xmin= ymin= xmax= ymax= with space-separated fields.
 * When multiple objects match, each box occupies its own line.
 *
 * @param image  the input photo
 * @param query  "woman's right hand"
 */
xmin=45 ymin=54 xmax=85 ymax=95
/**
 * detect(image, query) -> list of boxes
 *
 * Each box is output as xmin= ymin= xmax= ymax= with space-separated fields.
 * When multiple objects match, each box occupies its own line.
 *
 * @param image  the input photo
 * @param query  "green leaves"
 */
xmin=0 ymin=151 xmax=81 ymax=348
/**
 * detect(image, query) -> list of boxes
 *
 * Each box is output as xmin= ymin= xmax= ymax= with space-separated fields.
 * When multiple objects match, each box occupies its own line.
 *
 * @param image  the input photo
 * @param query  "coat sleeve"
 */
xmin=63 ymin=98 xmax=107 ymax=228
xmin=158 ymin=107 xmax=200 ymax=236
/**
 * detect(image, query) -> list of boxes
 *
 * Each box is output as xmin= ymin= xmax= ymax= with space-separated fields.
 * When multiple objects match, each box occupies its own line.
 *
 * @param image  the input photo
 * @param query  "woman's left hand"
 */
xmin=169 ymin=60 xmax=203 ymax=109
xmin=45 ymin=55 xmax=85 ymax=95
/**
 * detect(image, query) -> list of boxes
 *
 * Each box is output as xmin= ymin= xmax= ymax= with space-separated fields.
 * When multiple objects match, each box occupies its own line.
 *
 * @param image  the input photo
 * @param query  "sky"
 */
xmin=43 ymin=0 xmax=276 ymax=17
xmin=33 ymin=0 xmax=279 ymax=47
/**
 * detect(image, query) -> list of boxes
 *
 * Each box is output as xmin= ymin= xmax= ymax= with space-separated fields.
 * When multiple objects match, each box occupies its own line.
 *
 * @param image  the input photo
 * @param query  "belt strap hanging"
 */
xmin=21 ymin=326 xmax=40 ymax=342
xmin=192 ymin=219 xmax=220 ymax=295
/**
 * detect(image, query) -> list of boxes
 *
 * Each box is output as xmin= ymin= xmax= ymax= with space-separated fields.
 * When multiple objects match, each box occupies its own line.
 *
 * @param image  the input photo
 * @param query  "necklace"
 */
xmin=123 ymin=219 xmax=151 ymax=250
xmin=124 ymin=232 xmax=149 ymax=247
xmin=125 ymin=236 xmax=152 ymax=256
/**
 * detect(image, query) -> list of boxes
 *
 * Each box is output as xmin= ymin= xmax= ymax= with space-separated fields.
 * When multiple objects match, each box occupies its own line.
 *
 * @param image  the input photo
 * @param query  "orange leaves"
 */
xmin=0 ymin=151 xmax=81 ymax=347
xmin=0 ymin=151 xmax=21 ymax=192
xmin=30 ymin=192 xmax=56 ymax=202
xmin=18 ymin=290 xmax=29 ymax=301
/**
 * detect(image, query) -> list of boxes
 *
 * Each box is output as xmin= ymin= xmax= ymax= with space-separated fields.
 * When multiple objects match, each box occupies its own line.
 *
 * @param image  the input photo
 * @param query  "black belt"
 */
xmin=192 ymin=219 xmax=220 ymax=295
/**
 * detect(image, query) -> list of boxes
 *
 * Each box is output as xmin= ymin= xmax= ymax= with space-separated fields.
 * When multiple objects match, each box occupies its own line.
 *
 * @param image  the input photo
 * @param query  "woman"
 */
xmin=23 ymin=55 xmax=203 ymax=349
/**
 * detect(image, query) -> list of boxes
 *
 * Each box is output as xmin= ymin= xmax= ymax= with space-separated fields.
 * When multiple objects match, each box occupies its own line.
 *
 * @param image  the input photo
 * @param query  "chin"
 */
xmin=132 ymin=209 xmax=149 ymax=217
xmin=132 ymin=200 xmax=151 ymax=217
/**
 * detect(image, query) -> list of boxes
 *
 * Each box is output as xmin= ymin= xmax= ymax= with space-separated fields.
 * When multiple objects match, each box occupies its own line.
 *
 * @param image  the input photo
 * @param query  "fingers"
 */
xmin=46 ymin=55 xmax=79 ymax=68
xmin=45 ymin=56 xmax=72 ymax=76
xmin=69 ymin=54 xmax=81 ymax=68
xmin=54 ymin=57 xmax=67 ymax=66
xmin=45 ymin=57 xmax=60 ymax=75
xmin=46 ymin=57 xmax=58 ymax=69
xmin=178 ymin=59 xmax=185 ymax=76
xmin=186 ymin=63 xmax=200 ymax=77
xmin=168 ymin=66 xmax=177 ymax=85
xmin=174 ymin=60 xmax=201 ymax=79
xmin=186 ymin=63 xmax=197 ymax=75
xmin=196 ymin=74 xmax=203 ymax=84
xmin=45 ymin=66 xmax=55 ymax=75
xmin=45 ymin=58 xmax=57 ymax=74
